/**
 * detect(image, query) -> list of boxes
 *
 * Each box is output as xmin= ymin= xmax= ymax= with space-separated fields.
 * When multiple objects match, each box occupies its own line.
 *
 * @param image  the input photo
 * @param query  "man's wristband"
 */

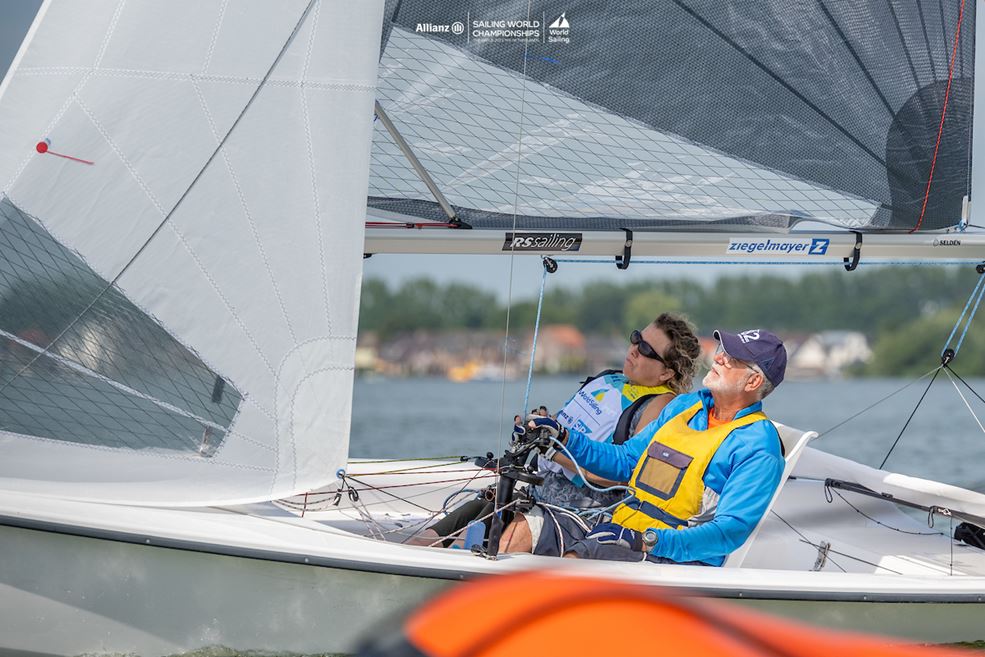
xmin=642 ymin=528 xmax=659 ymax=551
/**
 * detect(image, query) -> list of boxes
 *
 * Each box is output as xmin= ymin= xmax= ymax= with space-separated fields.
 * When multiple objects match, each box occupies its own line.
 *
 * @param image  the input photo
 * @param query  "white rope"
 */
xmin=944 ymin=368 xmax=985 ymax=437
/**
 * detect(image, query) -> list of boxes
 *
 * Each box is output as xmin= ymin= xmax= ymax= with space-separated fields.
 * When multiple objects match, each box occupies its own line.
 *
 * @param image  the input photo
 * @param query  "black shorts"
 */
xmin=534 ymin=509 xmax=705 ymax=565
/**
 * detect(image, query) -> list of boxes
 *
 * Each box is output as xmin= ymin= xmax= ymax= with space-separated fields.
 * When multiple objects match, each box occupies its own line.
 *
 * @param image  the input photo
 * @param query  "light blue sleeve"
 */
xmin=561 ymin=393 xmax=698 ymax=482
xmin=647 ymin=421 xmax=784 ymax=566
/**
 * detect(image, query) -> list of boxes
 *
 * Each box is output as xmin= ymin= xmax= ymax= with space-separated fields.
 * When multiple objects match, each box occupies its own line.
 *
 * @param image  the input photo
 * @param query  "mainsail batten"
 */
xmin=0 ymin=0 xmax=384 ymax=505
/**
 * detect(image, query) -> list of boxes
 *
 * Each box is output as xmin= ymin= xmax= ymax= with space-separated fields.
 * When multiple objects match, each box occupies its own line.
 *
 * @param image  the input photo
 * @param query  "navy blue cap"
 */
xmin=713 ymin=329 xmax=787 ymax=387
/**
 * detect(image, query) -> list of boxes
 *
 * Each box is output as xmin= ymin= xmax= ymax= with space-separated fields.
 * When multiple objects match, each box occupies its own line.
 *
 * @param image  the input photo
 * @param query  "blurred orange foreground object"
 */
xmin=360 ymin=571 xmax=969 ymax=657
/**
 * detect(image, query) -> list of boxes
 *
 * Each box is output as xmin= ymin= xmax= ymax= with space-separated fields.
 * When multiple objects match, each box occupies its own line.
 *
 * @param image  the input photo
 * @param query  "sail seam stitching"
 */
xmin=299 ymin=1 xmax=332 ymax=331
xmin=189 ymin=78 xmax=300 ymax=347
xmin=0 ymin=1 xmax=323 ymax=404
xmin=0 ymin=1 xmax=324 ymax=458
xmin=285 ymin=364 xmax=355 ymax=492
xmin=93 ymin=0 xmax=126 ymax=70
xmin=201 ymin=0 xmax=230 ymax=75
xmin=164 ymin=223 xmax=278 ymax=378
xmin=13 ymin=67 xmax=375 ymax=92
xmin=74 ymin=94 xmax=165 ymax=214
xmin=2 ymin=70 xmax=93 ymax=197
xmin=0 ymin=429 xmax=277 ymax=467
xmin=270 ymin=4 xmax=320 ymax=492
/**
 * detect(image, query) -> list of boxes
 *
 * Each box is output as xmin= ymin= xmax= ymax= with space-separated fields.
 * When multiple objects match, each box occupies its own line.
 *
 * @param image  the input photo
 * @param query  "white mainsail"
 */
xmin=0 ymin=0 xmax=384 ymax=505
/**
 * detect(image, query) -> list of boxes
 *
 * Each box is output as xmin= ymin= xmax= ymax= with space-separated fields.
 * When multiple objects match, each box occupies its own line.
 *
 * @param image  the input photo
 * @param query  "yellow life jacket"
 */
xmin=611 ymin=401 xmax=768 ymax=532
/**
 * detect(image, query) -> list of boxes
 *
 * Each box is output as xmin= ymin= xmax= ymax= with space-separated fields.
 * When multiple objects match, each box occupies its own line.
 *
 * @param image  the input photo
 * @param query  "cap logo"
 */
xmin=737 ymin=330 xmax=761 ymax=343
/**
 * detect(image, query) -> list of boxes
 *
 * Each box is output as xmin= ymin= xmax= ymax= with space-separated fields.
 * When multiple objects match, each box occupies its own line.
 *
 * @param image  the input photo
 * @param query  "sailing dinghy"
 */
xmin=3 ymin=1 xmax=985 ymax=654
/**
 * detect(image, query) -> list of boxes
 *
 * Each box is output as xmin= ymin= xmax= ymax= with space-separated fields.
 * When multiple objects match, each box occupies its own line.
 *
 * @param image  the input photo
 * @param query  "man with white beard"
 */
xmin=515 ymin=328 xmax=787 ymax=566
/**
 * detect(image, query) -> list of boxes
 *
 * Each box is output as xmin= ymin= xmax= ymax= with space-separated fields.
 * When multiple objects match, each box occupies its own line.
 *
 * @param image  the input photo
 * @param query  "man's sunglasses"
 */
xmin=630 ymin=330 xmax=671 ymax=369
xmin=714 ymin=344 xmax=761 ymax=374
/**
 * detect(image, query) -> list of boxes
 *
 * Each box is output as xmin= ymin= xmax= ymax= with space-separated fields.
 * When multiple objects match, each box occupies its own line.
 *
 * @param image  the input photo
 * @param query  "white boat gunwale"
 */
xmin=3 ymin=499 xmax=985 ymax=604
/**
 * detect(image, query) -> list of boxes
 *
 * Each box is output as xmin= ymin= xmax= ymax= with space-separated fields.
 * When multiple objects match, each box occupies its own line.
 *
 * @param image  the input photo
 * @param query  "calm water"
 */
xmin=352 ymin=375 xmax=985 ymax=493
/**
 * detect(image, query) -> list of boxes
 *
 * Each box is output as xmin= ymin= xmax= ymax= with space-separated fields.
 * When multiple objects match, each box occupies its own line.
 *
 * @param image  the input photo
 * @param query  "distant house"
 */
xmin=698 ymin=336 xmax=718 ymax=368
xmin=534 ymin=324 xmax=587 ymax=374
xmin=354 ymin=332 xmax=379 ymax=372
xmin=788 ymin=331 xmax=872 ymax=378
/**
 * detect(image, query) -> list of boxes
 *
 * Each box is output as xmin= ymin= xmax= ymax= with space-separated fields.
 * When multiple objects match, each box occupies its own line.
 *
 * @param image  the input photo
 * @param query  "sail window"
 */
xmin=0 ymin=197 xmax=241 ymax=456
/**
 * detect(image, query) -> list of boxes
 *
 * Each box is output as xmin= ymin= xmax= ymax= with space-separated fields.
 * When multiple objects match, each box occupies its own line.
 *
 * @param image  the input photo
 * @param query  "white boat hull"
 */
xmin=0 ymin=522 xmax=448 ymax=656
xmin=4 ymin=448 xmax=985 ymax=656
xmin=3 ymin=520 xmax=985 ymax=657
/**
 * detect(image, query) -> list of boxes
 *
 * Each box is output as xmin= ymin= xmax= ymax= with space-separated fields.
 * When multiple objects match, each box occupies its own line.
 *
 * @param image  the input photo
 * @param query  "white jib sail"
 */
xmin=0 ymin=0 xmax=384 ymax=505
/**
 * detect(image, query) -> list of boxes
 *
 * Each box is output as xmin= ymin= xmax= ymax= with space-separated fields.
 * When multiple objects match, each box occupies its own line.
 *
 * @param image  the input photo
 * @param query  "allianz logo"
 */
xmin=415 ymin=22 xmax=465 ymax=35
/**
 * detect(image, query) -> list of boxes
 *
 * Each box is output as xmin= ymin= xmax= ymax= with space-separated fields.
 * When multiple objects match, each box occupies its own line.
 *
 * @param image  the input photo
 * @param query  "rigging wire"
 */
xmin=944 ymin=271 xmax=985 ymax=357
xmin=495 ymin=0 xmax=537 ymax=455
xmin=817 ymin=366 xmax=937 ymax=438
xmin=825 ymin=486 xmax=944 ymax=537
xmin=769 ymin=512 xmax=847 ymax=573
xmin=425 ymin=498 xmax=523 ymax=548
xmin=947 ymin=367 xmax=985 ymax=407
xmin=879 ymin=367 xmax=942 ymax=469
xmin=351 ymin=456 xmax=473 ymax=465
xmin=521 ymin=262 xmax=550 ymax=414
xmin=943 ymin=368 xmax=985 ymax=438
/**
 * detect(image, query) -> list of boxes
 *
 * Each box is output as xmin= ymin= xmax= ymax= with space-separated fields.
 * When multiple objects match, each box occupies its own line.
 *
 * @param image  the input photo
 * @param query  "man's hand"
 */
xmin=526 ymin=415 xmax=567 ymax=444
xmin=511 ymin=421 xmax=527 ymax=445
xmin=585 ymin=522 xmax=642 ymax=551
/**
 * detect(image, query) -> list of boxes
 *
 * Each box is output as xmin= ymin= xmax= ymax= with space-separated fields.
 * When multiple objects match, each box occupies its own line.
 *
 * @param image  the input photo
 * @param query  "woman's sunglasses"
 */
xmin=630 ymin=330 xmax=671 ymax=369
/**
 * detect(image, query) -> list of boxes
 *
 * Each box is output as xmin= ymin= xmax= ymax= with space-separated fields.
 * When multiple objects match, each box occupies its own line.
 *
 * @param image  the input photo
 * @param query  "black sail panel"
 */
xmin=369 ymin=0 xmax=975 ymax=232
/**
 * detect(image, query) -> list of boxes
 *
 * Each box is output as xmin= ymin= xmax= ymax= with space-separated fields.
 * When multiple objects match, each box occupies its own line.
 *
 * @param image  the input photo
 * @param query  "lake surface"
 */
xmin=352 ymin=375 xmax=985 ymax=493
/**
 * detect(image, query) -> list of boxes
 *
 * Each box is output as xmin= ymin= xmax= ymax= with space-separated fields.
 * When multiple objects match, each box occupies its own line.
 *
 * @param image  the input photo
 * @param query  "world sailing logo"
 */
xmin=579 ymin=388 xmax=605 ymax=416
xmin=548 ymin=11 xmax=571 ymax=43
xmin=727 ymin=238 xmax=830 ymax=256
xmin=549 ymin=12 xmax=569 ymax=29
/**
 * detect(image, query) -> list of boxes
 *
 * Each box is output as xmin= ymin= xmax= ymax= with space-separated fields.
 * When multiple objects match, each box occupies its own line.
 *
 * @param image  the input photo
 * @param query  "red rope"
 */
xmin=911 ymin=0 xmax=967 ymax=233
xmin=365 ymin=221 xmax=460 ymax=229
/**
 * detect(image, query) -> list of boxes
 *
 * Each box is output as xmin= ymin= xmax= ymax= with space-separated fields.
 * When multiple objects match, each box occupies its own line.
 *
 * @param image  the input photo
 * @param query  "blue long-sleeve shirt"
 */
xmin=562 ymin=389 xmax=784 ymax=566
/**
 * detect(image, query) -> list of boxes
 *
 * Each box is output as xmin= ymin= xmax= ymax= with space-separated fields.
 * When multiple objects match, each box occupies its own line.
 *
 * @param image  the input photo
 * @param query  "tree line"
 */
xmin=359 ymin=266 xmax=985 ymax=376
